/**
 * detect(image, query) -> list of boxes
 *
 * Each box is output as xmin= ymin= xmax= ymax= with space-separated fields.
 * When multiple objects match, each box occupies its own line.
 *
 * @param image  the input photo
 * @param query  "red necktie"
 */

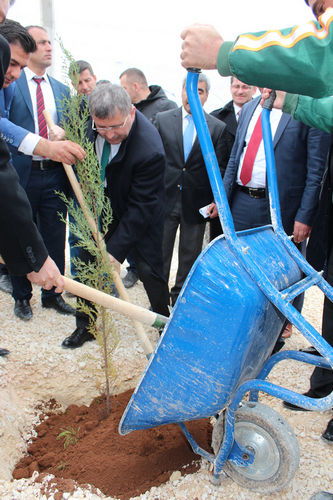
xmin=240 ymin=112 xmax=262 ymax=186
xmin=33 ymin=77 xmax=48 ymax=139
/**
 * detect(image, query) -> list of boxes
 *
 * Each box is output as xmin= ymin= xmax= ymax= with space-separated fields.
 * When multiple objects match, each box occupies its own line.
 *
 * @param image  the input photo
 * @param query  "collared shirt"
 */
xmin=236 ymin=106 xmax=282 ymax=188
xmin=182 ymin=106 xmax=197 ymax=146
xmin=95 ymin=134 xmax=121 ymax=187
xmin=20 ymin=67 xmax=58 ymax=160
xmin=233 ymin=102 xmax=242 ymax=122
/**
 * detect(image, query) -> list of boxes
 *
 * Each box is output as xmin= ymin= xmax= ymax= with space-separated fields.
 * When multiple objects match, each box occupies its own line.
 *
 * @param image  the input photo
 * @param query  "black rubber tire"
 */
xmin=212 ymin=402 xmax=300 ymax=494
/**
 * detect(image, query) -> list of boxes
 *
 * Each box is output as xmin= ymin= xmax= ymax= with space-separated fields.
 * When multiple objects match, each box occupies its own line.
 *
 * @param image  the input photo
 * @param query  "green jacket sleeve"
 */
xmin=282 ymin=93 xmax=333 ymax=134
xmin=217 ymin=8 xmax=333 ymax=99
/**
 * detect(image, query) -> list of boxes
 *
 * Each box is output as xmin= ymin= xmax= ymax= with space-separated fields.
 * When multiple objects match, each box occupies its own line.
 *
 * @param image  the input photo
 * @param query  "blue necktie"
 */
xmin=183 ymin=114 xmax=194 ymax=162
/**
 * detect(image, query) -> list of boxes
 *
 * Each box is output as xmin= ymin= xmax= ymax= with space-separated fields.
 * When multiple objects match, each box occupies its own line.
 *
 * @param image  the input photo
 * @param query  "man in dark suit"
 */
xmin=209 ymin=76 xmax=257 ymax=240
xmin=155 ymin=73 xmax=227 ymax=307
xmin=219 ymin=95 xmax=329 ymax=237
xmin=62 ymin=83 xmax=170 ymax=349
xmin=0 ymin=1 xmax=71 ymax=355
xmin=211 ymin=77 xmax=257 ymax=170
xmin=8 ymin=25 xmax=76 ymax=321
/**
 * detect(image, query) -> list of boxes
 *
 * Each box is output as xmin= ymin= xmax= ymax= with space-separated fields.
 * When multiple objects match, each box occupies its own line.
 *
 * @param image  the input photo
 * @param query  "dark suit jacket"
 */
xmin=0 ymin=36 xmax=48 ymax=275
xmin=87 ymin=110 xmax=167 ymax=280
xmin=155 ymin=107 xmax=227 ymax=224
xmin=223 ymin=96 xmax=330 ymax=236
xmin=306 ymin=138 xmax=333 ymax=271
xmin=8 ymin=71 xmax=70 ymax=189
xmin=211 ymin=99 xmax=238 ymax=172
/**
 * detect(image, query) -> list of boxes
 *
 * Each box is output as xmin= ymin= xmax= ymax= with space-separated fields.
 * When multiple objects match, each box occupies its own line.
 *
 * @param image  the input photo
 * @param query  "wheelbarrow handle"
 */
xmin=186 ymin=69 xmax=237 ymax=242
xmin=262 ymin=90 xmax=277 ymax=111
xmin=261 ymin=92 xmax=284 ymax=234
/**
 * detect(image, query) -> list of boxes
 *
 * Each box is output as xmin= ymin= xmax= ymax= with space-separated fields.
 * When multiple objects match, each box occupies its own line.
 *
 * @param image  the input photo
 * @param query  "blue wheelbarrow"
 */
xmin=119 ymin=70 xmax=333 ymax=494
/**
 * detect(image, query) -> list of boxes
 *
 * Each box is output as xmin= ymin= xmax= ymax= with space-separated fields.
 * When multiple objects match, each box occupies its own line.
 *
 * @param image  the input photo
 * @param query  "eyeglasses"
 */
xmin=92 ymin=114 xmax=130 ymax=132
xmin=231 ymin=84 xmax=253 ymax=91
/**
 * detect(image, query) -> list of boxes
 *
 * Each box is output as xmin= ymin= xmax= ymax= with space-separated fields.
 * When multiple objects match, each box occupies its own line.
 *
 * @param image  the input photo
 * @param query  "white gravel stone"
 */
xmin=0 ymin=241 xmax=331 ymax=499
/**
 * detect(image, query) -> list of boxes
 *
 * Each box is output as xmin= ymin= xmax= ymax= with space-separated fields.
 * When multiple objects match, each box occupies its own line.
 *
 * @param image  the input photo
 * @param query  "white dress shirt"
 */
xmin=237 ymin=106 xmax=282 ymax=188
xmin=19 ymin=67 xmax=58 ymax=160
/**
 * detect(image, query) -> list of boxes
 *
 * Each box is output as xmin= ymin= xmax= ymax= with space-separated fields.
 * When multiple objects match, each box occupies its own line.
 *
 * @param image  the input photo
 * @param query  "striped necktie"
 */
xmin=33 ymin=77 xmax=48 ymax=139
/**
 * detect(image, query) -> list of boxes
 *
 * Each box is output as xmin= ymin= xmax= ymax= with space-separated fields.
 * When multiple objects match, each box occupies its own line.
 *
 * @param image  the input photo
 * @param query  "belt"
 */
xmin=237 ymin=185 xmax=266 ymax=199
xmin=31 ymin=160 xmax=61 ymax=171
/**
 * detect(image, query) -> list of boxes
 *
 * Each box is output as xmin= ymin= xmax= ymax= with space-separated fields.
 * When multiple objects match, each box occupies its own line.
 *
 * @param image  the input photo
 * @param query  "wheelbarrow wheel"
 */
xmin=213 ymin=402 xmax=300 ymax=494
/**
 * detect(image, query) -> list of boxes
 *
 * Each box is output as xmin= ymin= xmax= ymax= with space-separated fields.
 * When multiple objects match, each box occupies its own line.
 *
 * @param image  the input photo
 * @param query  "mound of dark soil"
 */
xmin=13 ymin=389 xmax=213 ymax=500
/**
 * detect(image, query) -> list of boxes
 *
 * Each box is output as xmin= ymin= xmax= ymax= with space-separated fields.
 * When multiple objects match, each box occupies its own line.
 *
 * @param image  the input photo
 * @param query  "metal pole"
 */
xmin=40 ymin=0 xmax=55 ymax=78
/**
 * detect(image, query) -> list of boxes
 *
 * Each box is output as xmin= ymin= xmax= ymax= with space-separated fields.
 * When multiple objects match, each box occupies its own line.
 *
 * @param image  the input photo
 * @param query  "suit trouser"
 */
xmin=11 ymin=165 xmax=68 ymax=303
xmin=308 ymin=243 xmax=333 ymax=398
xmin=210 ymin=216 xmax=223 ymax=241
xmin=230 ymin=187 xmax=305 ymax=320
xmin=230 ymin=188 xmax=272 ymax=231
xmin=76 ymin=245 xmax=170 ymax=330
xmin=163 ymin=192 xmax=206 ymax=306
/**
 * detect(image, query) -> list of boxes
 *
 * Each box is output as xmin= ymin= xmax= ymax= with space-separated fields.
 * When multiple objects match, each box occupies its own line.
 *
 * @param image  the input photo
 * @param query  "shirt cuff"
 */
xmin=282 ymin=94 xmax=299 ymax=118
xmin=216 ymin=41 xmax=234 ymax=76
xmin=18 ymin=133 xmax=42 ymax=156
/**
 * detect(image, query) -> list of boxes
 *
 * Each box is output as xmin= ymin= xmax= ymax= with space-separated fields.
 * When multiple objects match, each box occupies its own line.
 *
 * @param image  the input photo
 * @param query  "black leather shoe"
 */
xmin=299 ymin=346 xmax=322 ymax=356
xmin=42 ymin=296 xmax=76 ymax=315
xmin=282 ymin=391 xmax=315 ymax=411
xmin=0 ymin=274 xmax=12 ymax=294
xmin=321 ymin=418 xmax=333 ymax=443
xmin=122 ymin=270 xmax=139 ymax=289
xmin=61 ymin=328 xmax=95 ymax=349
xmin=14 ymin=299 xmax=33 ymax=321
xmin=0 ymin=348 xmax=9 ymax=356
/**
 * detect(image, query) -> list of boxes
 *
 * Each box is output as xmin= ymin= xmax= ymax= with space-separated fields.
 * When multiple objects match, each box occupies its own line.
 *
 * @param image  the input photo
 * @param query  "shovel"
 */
xmin=43 ymin=110 xmax=156 ymax=358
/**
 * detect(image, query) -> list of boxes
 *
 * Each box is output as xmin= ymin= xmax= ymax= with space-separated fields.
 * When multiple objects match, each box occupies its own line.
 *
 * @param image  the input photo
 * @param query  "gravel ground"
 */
xmin=0 ymin=233 xmax=332 ymax=500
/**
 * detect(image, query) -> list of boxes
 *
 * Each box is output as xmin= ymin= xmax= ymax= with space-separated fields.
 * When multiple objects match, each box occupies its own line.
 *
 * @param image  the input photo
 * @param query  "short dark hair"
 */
xmin=119 ymin=68 xmax=148 ymax=87
xmin=304 ymin=0 xmax=309 ymax=4
xmin=74 ymin=60 xmax=94 ymax=77
xmin=0 ymin=19 xmax=36 ymax=53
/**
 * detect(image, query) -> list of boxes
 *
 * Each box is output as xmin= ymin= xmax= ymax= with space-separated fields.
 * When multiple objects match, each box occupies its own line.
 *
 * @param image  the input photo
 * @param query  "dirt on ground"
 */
xmin=12 ymin=389 xmax=212 ymax=500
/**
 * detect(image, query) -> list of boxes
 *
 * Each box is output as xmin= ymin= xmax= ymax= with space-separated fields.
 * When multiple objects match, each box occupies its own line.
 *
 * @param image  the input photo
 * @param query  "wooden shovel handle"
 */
xmin=63 ymin=277 xmax=167 ymax=355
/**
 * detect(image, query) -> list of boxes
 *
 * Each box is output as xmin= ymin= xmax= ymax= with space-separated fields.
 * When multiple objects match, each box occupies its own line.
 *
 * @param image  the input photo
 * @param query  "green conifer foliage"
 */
xmin=57 ymin=39 xmax=120 ymax=416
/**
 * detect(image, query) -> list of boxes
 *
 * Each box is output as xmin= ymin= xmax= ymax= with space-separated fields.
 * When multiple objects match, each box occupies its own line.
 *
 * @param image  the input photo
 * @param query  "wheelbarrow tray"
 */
xmin=119 ymin=224 xmax=300 ymax=435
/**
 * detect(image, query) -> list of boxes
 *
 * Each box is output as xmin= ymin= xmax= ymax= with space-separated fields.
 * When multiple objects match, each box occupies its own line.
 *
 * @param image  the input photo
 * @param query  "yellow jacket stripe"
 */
xmin=233 ymin=8 xmax=333 ymax=52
